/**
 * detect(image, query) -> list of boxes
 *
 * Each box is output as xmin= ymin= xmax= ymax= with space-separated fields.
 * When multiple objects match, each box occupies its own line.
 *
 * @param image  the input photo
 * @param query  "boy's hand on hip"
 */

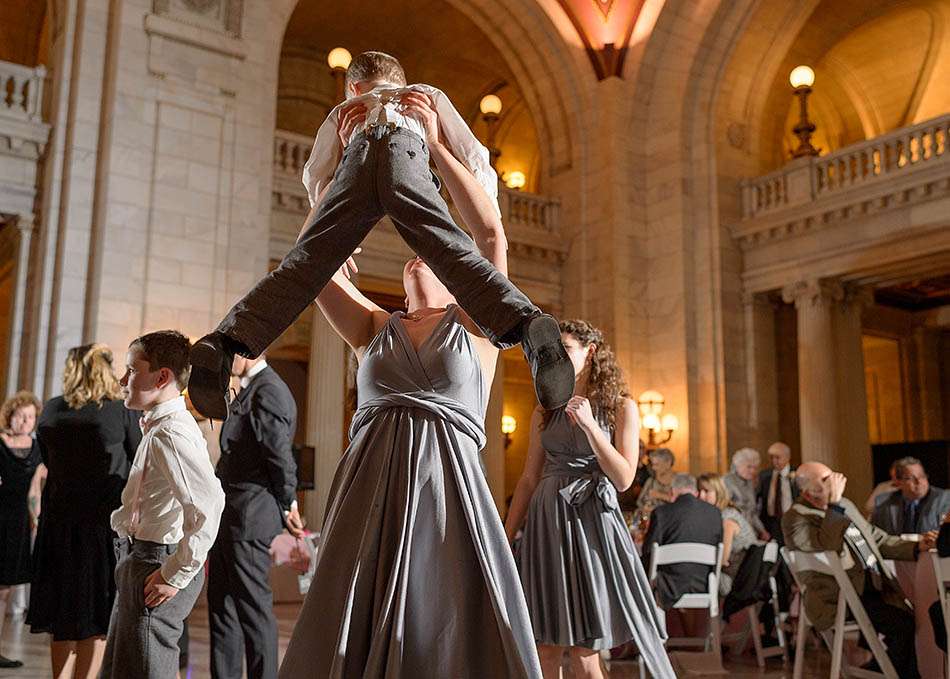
xmin=400 ymin=92 xmax=440 ymax=146
xmin=144 ymin=568 xmax=179 ymax=608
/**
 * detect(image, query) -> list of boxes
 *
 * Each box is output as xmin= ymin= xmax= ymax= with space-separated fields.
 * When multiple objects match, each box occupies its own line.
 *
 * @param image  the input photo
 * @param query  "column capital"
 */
xmin=781 ymin=278 xmax=844 ymax=308
xmin=840 ymin=283 xmax=874 ymax=310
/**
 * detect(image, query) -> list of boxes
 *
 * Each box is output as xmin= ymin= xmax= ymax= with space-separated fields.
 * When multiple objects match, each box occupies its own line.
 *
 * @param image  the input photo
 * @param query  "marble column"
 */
xmin=743 ymin=291 xmax=779 ymax=452
xmin=304 ymin=308 xmax=346 ymax=530
xmin=782 ymin=279 xmax=843 ymax=469
xmin=483 ymin=358 xmax=506 ymax=514
xmin=834 ymin=285 xmax=874 ymax=502
xmin=4 ymin=215 xmax=34 ymax=396
xmin=912 ymin=327 xmax=945 ymax=441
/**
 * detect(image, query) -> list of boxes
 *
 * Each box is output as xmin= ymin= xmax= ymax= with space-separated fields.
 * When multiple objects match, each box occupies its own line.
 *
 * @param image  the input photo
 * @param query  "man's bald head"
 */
xmin=796 ymin=462 xmax=839 ymax=508
xmin=768 ymin=442 xmax=791 ymax=470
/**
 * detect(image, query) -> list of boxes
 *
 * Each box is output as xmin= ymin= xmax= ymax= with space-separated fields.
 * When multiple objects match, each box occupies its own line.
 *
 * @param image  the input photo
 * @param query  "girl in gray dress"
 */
xmin=279 ymin=95 xmax=541 ymax=679
xmin=505 ymin=321 xmax=675 ymax=679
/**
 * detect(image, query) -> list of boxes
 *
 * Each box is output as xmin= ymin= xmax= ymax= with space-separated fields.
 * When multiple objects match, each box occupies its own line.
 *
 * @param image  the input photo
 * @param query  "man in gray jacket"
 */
xmin=871 ymin=456 xmax=950 ymax=536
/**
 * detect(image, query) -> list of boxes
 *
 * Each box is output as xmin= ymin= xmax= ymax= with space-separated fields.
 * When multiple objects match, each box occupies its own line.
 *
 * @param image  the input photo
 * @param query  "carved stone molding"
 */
xmin=152 ymin=0 xmax=243 ymax=37
xmin=781 ymin=278 xmax=845 ymax=309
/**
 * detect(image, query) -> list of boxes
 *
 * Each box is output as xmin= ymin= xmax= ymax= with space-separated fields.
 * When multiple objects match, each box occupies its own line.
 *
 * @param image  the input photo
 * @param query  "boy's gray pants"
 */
xmin=218 ymin=125 xmax=539 ymax=355
xmin=99 ymin=539 xmax=203 ymax=679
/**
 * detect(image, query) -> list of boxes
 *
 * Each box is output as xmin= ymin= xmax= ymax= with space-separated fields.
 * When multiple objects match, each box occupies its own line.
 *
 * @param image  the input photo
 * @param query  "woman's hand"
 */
xmin=399 ymin=91 xmax=441 ymax=147
xmin=337 ymin=102 xmax=367 ymax=149
xmin=564 ymin=396 xmax=597 ymax=433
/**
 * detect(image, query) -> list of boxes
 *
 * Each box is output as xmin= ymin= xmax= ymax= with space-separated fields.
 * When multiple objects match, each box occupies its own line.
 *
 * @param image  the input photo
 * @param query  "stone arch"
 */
xmin=265 ymin=0 xmax=589 ymax=184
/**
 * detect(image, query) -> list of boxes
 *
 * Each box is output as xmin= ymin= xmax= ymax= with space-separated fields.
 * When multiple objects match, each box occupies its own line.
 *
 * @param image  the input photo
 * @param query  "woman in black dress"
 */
xmin=0 ymin=391 xmax=43 ymax=669
xmin=28 ymin=344 xmax=141 ymax=679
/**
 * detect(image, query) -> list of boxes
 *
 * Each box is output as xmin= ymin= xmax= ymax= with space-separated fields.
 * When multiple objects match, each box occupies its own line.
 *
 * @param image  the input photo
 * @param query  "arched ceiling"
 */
xmin=759 ymin=0 xmax=950 ymax=169
xmin=0 ymin=2 xmax=47 ymax=67
xmin=279 ymin=0 xmax=543 ymax=189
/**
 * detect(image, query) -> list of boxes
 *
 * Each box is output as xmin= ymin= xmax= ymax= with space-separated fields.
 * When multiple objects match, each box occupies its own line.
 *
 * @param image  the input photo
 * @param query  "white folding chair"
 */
xmin=649 ymin=542 xmax=724 ymax=663
xmin=748 ymin=541 xmax=790 ymax=665
xmin=930 ymin=550 xmax=950 ymax=679
xmin=782 ymin=548 xmax=897 ymax=679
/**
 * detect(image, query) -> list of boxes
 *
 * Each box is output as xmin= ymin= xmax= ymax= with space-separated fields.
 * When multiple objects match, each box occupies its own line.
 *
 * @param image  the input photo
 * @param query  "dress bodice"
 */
xmin=349 ymin=305 xmax=488 ymax=448
xmin=540 ymin=408 xmax=611 ymax=477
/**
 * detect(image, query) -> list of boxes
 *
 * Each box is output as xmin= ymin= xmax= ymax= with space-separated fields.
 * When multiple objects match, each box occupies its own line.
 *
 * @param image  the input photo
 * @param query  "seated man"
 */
xmin=642 ymin=473 xmax=723 ymax=609
xmin=783 ymin=462 xmax=935 ymax=679
xmin=871 ymin=456 xmax=950 ymax=535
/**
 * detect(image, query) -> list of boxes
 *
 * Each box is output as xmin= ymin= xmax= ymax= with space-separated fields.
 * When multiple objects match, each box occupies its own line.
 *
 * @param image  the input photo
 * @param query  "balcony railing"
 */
xmin=740 ymin=113 xmax=950 ymax=219
xmin=1 ymin=61 xmax=45 ymax=122
xmin=273 ymin=128 xmax=560 ymax=235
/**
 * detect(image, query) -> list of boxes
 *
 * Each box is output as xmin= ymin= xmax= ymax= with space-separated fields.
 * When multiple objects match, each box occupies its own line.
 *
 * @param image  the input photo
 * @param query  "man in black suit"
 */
xmin=209 ymin=355 xmax=304 ymax=679
xmin=757 ymin=441 xmax=797 ymax=544
xmin=642 ymin=473 xmax=723 ymax=609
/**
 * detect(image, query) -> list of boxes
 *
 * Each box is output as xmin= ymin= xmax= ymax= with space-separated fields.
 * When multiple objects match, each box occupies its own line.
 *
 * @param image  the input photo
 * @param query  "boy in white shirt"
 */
xmin=101 ymin=330 xmax=225 ymax=678
xmin=189 ymin=50 xmax=573 ymax=420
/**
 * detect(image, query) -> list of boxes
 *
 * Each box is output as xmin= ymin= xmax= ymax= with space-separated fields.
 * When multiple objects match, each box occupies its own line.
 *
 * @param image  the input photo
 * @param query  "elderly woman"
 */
xmin=0 ymin=391 xmax=43 ymax=669
xmin=724 ymin=447 xmax=768 ymax=539
xmin=636 ymin=447 xmax=675 ymax=514
xmin=698 ymin=473 xmax=761 ymax=596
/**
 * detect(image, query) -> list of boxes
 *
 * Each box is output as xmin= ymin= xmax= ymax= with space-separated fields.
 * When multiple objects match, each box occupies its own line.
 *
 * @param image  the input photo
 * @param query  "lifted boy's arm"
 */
xmin=401 ymin=91 xmax=508 ymax=277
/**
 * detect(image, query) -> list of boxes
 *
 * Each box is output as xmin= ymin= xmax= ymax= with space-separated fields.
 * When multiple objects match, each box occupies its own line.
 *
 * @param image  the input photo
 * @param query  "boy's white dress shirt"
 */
xmin=111 ymin=396 xmax=225 ymax=589
xmin=301 ymin=83 xmax=498 ymax=213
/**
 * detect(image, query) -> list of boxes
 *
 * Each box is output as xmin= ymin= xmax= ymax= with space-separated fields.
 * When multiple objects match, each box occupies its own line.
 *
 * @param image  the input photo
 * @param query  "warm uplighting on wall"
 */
xmin=479 ymin=94 xmax=503 ymax=169
xmin=637 ymin=390 xmax=677 ymax=448
xmin=327 ymin=47 xmax=352 ymax=102
xmin=502 ymin=414 xmax=517 ymax=449
xmin=505 ymin=171 xmax=526 ymax=190
xmin=789 ymin=64 xmax=819 ymax=158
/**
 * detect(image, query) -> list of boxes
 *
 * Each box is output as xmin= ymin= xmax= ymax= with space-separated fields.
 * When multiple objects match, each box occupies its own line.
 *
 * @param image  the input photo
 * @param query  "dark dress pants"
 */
xmin=217 ymin=126 xmax=537 ymax=355
xmin=859 ymin=588 xmax=919 ymax=679
xmin=208 ymin=537 xmax=278 ymax=679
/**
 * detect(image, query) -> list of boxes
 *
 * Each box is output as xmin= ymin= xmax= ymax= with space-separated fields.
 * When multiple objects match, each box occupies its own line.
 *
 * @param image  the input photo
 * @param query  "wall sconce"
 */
xmin=637 ymin=390 xmax=678 ymax=448
xmin=479 ymin=94 xmax=503 ymax=170
xmin=789 ymin=65 xmax=819 ymax=158
xmin=327 ymin=47 xmax=352 ymax=103
xmin=501 ymin=415 xmax=517 ymax=449
xmin=504 ymin=171 xmax=526 ymax=190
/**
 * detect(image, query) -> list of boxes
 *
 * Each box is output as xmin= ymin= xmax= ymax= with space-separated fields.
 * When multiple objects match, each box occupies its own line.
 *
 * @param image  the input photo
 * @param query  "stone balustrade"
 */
xmin=740 ymin=113 xmax=950 ymax=220
xmin=0 ymin=61 xmax=46 ymax=123
xmin=272 ymin=128 xmax=562 ymax=239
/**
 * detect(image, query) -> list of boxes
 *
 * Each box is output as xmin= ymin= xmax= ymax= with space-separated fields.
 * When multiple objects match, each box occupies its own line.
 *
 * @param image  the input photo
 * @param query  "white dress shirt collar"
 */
xmin=240 ymin=359 xmax=268 ymax=389
xmin=143 ymin=395 xmax=186 ymax=428
xmin=778 ymin=464 xmax=791 ymax=477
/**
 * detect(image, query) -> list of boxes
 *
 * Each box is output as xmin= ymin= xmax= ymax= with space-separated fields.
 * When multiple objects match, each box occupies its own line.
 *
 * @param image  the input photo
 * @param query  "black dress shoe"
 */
xmin=0 ymin=655 xmax=23 ymax=668
xmin=521 ymin=314 xmax=574 ymax=410
xmin=188 ymin=332 xmax=238 ymax=420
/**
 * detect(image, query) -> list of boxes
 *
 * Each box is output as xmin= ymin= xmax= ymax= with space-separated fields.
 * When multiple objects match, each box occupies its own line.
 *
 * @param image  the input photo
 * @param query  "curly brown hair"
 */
xmin=0 ymin=391 xmax=42 ymax=431
xmin=542 ymin=319 xmax=630 ymax=432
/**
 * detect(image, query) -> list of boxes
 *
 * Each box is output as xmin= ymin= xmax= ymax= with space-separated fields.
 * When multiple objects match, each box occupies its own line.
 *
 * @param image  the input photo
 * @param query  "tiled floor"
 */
xmin=1 ymin=603 xmax=830 ymax=678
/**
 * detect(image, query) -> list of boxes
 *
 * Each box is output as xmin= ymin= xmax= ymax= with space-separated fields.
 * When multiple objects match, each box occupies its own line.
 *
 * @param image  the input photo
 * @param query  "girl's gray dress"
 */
xmin=519 ymin=409 xmax=675 ymax=677
xmin=279 ymin=306 xmax=541 ymax=679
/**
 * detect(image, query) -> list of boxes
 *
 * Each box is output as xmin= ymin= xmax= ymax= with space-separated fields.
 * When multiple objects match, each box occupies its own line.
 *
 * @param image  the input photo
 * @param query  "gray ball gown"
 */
xmin=518 ymin=409 xmax=675 ymax=678
xmin=279 ymin=305 xmax=542 ymax=679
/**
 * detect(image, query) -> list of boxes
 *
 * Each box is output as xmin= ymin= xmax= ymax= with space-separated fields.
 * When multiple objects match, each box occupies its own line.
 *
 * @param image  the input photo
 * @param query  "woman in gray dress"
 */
xmin=723 ymin=447 xmax=768 ymax=539
xmin=279 ymin=94 xmax=541 ymax=679
xmin=505 ymin=320 xmax=675 ymax=679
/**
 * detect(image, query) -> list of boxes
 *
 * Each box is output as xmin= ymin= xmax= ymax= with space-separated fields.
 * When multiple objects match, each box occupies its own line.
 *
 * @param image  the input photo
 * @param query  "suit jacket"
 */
xmin=642 ymin=493 xmax=724 ymax=609
xmin=870 ymin=486 xmax=950 ymax=535
xmin=217 ymin=366 xmax=298 ymax=541
xmin=782 ymin=497 xmax=915 ymax=631
xmin=757 ymin=466 xmax=799 ymax=527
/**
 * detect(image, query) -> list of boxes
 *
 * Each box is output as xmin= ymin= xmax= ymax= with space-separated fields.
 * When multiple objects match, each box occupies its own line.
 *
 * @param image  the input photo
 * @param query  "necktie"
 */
xmin=902 ymin=501 xmax=919 ymax=534
xmin=771 ymin=472 xmax=785 ymax=517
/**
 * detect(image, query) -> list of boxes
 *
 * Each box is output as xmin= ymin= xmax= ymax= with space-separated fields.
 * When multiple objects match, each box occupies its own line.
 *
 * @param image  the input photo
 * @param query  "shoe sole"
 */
xmin=524 ymin=316 xmax=575 ymax=410
xmin=188 ymin=343 xmax=231 ymax=420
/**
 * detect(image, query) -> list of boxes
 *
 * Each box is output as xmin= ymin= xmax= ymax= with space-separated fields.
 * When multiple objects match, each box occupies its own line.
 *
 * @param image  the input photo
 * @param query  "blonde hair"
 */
xmin=345 ymin=51 xmax=406 ymax=92
xmin=0 ymin=391 xmax=42 ymax=431
xmin=62 ymin=343 xmax=122 ymax=409
xmin=697 ymin=473 xmax=733 ymax=511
